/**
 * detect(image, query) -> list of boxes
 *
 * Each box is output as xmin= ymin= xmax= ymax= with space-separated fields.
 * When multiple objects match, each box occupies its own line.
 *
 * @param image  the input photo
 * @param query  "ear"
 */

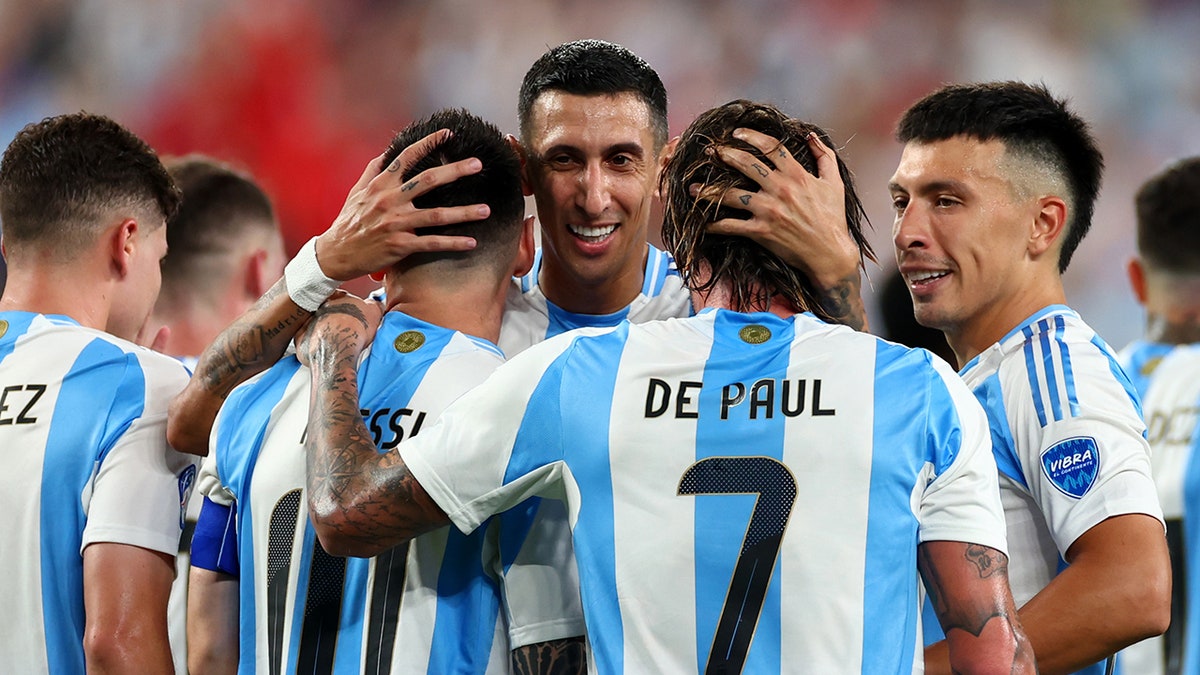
xmin=512 ymin=215 xmax=536 ymax=278
xmin=108 ymin=218 xmax=139 ymax=279
xmin=1126 ymin=257 xmax=1148 ymax=305
xmin=507 ymin=134 xmax=534 ymax=197
xmin=654 ymin=136 xmax=681 ymax=198
xmin=244 ymin=248 xmax=274 ymax=298
xmin=1027 ymin=195 xmax=1068 ymax=261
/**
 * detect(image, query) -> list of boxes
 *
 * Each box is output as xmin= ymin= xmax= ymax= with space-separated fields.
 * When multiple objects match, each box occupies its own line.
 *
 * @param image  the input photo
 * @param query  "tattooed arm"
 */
xmin=700 ymin=128 xmax=871 ymax=331
xmin=925 ymin=515 xmax=1169 ymax=675
xmin=511 ymin=637 xmax=587 ymax=675
xmin=167 ymin=280 xmax=311 ymax=455
xmin=298 ymin=296 xmax=449 ymax=557
xmin=166 ymin=129 xmax=486 ymax=456
xmin=919 ymin=541 xmax=1037 ymax=675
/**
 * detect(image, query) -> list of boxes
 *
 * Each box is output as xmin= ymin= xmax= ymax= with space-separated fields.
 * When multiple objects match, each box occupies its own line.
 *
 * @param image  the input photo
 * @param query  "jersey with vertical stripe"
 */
xmin=0 ymin=312 xmax=196 ymax=675
xmin=399 ymin=309 xmax=1008 ymax=674
xmin=197 ymin=312 xmax=514 ymax=674
xmin=1173 ymin=347 xmax=1200 ymax=674
xmin=1121 ymin=343 xmax=1200 ymax=675
xmin=497 ymin=242 xmax=691 ymax=356
xmin=494 ymin=241 xmax=691 ymax=648
xmin=1118 ymin=339 xmax=1176 ymax=400
xmin=955 ymin=305 xmax=1162 ymax=675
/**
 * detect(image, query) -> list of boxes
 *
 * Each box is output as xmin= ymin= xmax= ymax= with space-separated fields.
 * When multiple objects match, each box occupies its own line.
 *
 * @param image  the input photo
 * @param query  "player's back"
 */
xmin=206 ymin=312 xmax=510 ymax=675
xmin=1136 ymin=343 xmax=1200 ymax=675
xmin=0 ymin=311 xmax=194 ymax=674
xmin=434 ymin=309 xmax=1003 ymax=673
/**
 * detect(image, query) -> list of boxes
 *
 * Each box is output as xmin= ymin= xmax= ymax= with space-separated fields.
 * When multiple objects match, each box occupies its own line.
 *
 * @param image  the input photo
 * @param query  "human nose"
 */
xmin=577 ymin=161 xmax=611 ymax=217
xmin=892 ymin=203 xmax=929 ymax=252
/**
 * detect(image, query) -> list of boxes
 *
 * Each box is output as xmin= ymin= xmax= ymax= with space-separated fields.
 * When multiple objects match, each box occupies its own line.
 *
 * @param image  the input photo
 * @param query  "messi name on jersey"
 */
xmin=644 ymin=377 xmax=836 ymax=421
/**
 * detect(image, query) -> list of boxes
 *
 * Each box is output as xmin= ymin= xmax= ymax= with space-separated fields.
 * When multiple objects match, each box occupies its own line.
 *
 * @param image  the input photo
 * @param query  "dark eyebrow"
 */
xmin=538 ymin=142 xmax=647 ymax=160
xmin=606 ymin=142 xmax=646 ymax=158
xmin=889 ymin=179 xmax=968 ymax=196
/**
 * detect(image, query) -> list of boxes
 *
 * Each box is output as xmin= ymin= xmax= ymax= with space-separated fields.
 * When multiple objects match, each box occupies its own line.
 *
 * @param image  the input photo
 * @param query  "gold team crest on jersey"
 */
xmin=739 ymin=324 xmax=771 ymax=344
xmin=0 ymin=320 xmax=8 ymax=339
xmin=394 ymin=330 xmax=426 ymax=353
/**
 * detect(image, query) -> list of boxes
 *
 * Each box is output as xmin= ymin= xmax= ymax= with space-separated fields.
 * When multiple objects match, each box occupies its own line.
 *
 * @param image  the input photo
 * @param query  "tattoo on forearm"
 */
xmin=512 ymin=638 xmax=587 ymax=675
xmin=814 ymin=272 xmax=866 ymax=331
xmin=305 ymin=322 xmax=445 ymax=549
xmin=200 ymin=283 xmax=310 ymax=399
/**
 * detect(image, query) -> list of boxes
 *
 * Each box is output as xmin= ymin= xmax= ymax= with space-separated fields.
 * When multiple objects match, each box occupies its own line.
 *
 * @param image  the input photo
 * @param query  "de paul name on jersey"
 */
xmin=644 ymin=377 xmax=836 ymax=420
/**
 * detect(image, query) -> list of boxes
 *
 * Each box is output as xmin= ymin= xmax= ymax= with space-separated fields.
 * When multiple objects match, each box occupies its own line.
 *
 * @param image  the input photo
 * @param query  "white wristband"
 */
xmin=284 ymin=237 xmax=340 ymax=312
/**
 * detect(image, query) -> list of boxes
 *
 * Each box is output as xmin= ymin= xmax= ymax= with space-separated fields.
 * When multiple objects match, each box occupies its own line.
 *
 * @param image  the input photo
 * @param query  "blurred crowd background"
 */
xmin=3 ymin=0 xmax=1199 ymax=347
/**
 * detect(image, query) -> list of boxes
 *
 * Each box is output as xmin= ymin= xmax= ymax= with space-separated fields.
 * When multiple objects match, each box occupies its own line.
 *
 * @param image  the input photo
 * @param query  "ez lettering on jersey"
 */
xmin=644 ymin=378 xmax=835 ymax=420
xmin=0 ymin=383 xmax=46 ymax=425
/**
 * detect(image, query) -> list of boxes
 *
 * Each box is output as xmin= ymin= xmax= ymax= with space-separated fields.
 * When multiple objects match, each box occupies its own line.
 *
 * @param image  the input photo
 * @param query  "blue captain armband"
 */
xmin=190 ymin=496 xmax=240 ymax=576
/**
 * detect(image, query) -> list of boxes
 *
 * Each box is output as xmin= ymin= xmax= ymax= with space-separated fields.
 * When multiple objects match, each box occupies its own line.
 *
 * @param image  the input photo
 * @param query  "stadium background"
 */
xmin=2 ymin=0 xmax=1199 ymax=346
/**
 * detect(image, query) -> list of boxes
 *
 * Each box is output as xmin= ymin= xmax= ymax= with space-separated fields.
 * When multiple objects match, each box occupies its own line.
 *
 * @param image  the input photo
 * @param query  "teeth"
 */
xmin=909 ymin=270 xmax=948 ymax=283
xmin=569 ymin=223 xmax=617 ymax=241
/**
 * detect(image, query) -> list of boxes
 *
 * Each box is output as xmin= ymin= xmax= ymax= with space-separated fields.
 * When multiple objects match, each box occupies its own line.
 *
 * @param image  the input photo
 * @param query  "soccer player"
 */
xmin=298 ymin=100 xmax=1036 ymax=674
xmin=0 ymin=112 xmax=197 ymax=674
xmin=151 ymin=155 xmax=287 ymax=369
xmin=145 ymin=154 xmax=287 ymax=674
xmin=886 ymin=81 xmax=1170 ymax=675
xmin=187 ymin=109 xmax=537 ymax=673
xmin=170 ymin=39 xmax=863 ymax=673
xmin=1115 ymin=157 xmax=1200 ymax=675
xmin=504 ymin=39 xmax=869 ymax=351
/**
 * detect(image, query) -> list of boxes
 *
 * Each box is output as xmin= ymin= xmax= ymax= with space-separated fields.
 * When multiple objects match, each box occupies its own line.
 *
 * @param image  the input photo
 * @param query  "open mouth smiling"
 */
xmin=568 ymin=223 xmax=618 ymax=243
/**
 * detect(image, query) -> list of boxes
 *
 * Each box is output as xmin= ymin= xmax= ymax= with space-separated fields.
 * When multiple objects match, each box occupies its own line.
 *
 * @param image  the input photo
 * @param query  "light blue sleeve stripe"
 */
xmin=866 ymin=343 xmax=927 ymax=666
xmin=1037 ymin=320 xmax=1065 ymax=422
xmin=41 ymin=339 xmax=144 ymax=675
xmin=1054 ymin=316 xmax=1080 ymax=417
xmin=1022 ymin=326 xmax=1049 ymax=427
xmin=1091 ymin=335 xmax=1144 ymax=419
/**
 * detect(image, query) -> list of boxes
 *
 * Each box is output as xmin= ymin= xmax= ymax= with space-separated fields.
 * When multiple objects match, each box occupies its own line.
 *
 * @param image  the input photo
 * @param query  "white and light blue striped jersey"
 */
xmin=955 ymin=306 xmax=1162 ymax=675
xmin=1118 ymin=339 xmax=1176 ymax=400
xmin=495 ymin=241 xmax=690 ymax=648
xmin=0 ymin=311 xmax=196 ymax=675
xmin=1119 ymin=343 xmax=1200 ymax=675
xmin=498 ymin=242 xmax=691 ymax=356
xmin=1176 ymin=347 xmax=1200 ymax=674
xmin=400 ymin=309 xmax=1007 ymax=674
xmin=199 ymin=312 xmax=519 ymax=675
